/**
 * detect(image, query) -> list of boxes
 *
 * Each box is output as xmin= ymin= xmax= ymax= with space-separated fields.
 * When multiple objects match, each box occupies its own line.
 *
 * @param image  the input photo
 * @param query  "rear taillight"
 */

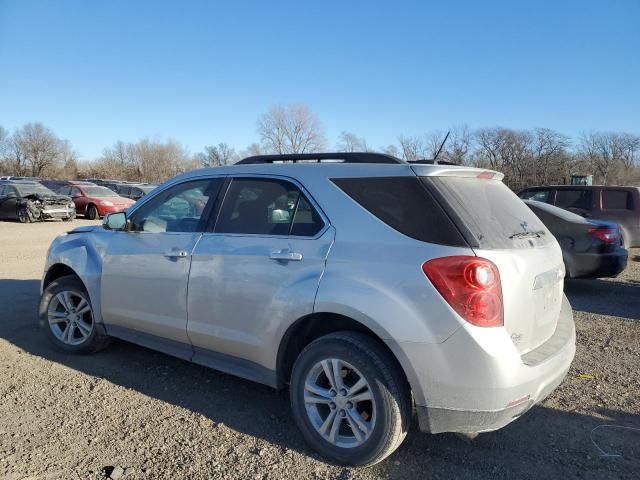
xmin=422 ymin=256 xmax=504 ymax=327
xmin=588 ymin=227 xmax=619 ymax=245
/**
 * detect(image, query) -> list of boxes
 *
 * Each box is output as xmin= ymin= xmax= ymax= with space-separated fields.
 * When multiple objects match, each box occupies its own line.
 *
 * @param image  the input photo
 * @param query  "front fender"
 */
xmin=43 ymin=231 xmax=109 ymax=324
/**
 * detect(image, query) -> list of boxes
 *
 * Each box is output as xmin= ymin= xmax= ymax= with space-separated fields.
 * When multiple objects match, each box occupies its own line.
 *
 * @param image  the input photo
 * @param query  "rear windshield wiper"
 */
xmin=509 ymin=230 xmax=546 ymax=239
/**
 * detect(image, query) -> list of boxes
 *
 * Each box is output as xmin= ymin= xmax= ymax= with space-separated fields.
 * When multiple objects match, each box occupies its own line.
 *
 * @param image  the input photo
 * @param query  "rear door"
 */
xmin=187 ymin=176 xmax=334 ymax=368
xmin=0 ymin=185 xmax=19 ymax=219
xmin=423 ymin=174 xmax=564 ymax=354
xmin=599 ymin=189 xmax=637 ymax=244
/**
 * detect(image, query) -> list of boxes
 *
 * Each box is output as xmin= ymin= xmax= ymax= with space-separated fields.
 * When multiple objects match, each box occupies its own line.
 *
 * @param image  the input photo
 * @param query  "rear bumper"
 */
xmin=568 ymin=249 xmax=628 ymax=279
xmin=403 ymin=296 xmax=575 ymax=434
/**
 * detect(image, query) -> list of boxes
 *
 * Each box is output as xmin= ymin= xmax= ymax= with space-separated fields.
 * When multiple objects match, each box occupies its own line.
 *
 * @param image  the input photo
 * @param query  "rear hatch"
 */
xmin=417 ymin=167 xmax=564 ymax=354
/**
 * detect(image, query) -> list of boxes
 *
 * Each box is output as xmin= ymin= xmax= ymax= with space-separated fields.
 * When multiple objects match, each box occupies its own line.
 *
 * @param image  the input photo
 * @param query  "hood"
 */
xmin=23 ymin=193 xmax=72 ymax=203
xmin=67 ymin=225 xmax=100 ymax=234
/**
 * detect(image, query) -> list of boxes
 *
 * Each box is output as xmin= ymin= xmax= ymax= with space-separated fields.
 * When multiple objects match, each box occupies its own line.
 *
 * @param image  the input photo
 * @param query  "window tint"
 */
xmin=555 ymin=189 xmax=593 ymax=210
xmin=130 ymin=179 xmax=222 ymax=233
xmin=0 ymin=185 xmax=5 ymax=196
xmin=601 ymin=190 xmax=633 ymax=210
xmin=519 ymin=189 xmax=551 ymax=203
xmin=332 ymin=177 xmax=467 ymax=246
xmin=215 ymin=178 xmax=324 ymax=236
xmin=70 ymin=187 xmax=81 ymax=197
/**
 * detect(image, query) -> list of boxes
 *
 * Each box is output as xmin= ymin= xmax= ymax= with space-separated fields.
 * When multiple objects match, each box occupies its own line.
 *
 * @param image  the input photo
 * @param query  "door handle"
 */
xmin=269 ymin=250 xmax=303 ymax=261
xmin=164 ymin=250 xmax=189 ymax=258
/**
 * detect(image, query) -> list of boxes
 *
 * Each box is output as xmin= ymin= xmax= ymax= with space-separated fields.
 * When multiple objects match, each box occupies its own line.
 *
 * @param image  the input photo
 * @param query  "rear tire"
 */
xmin=290 ymin=332 xmax=411 ymax=466
xmin=86 ymin=204 xmax=99 ymax=220
xmin=39 ymin=275 xmax=110 ymax=354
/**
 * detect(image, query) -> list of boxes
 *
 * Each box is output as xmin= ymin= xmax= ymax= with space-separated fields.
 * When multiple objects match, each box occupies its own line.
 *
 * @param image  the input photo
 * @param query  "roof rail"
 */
xmin=237 ymin=152 xmax=405 ymax=165
xmin=408 ymin=159 xmax=459 ymax=166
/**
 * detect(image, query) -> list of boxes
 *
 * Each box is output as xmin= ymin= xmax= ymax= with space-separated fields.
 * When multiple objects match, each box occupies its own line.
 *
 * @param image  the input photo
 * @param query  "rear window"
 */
xmin=601 ymin=190 xmax=633 ymax=210
xmin=331 ymin=177 xmax=467 ymax=246
xmin=519 ymin=189 xmax=552 ymax=203
xmin=555 ymin=189 xmax=593 ymax=210
xmin=423 ymin=177 xmax=551 ymax=249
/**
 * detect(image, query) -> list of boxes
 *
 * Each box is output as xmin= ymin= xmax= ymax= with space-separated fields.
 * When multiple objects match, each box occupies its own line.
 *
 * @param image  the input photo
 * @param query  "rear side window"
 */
xmin=601 ymin=190 xmax=633 ymax=210
xmin=423 ymin=177 xmax=551 ymax=249
xmin=331 ymin=177 xmax=467 ymax=246
xmin=555 ymin=189 xmax=593 ymax=210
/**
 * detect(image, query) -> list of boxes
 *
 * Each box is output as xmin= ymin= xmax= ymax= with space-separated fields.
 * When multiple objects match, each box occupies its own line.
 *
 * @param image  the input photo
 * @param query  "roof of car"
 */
xmin=522 ymin=185 xmax=640 ymax=191
xmin=1 ymin=180 xmax=41 ymax=185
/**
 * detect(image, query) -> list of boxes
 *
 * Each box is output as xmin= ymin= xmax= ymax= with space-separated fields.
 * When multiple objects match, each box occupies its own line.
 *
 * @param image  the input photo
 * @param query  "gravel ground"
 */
xmin=0 ymin=219 xmax=638 ymax=480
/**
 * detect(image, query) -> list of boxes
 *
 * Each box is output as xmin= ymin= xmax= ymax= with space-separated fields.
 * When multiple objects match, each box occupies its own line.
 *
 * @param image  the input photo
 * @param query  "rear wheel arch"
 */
xmin=276 ymin=313 xmax=414 ymax=396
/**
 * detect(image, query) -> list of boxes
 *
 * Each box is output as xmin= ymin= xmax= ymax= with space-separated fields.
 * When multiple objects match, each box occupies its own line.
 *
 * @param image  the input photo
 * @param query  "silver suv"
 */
xmin=40 ymin=153 xmax=575 ymax=466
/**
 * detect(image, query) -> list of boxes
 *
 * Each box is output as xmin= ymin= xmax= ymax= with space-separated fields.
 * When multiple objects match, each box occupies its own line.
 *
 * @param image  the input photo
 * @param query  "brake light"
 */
xmin=422 ymin=256 xmax=503 ymax=327
xmin=588 ymin=227 xmax=618 ymax=244
xmin=477 ymin=171 xmax=496 ymax=180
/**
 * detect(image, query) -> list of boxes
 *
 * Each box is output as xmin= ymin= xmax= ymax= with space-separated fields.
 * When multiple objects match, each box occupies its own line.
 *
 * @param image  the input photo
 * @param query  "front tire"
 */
xmin=86 ymin=204 xmax=99 ymax=220
xmin=39 ymin=275 xmax=110 ymax=354
xmin=17 ymin=207 xmax=32 ymax=223
xmin=290 ymin=332 xmax=411 ymax=466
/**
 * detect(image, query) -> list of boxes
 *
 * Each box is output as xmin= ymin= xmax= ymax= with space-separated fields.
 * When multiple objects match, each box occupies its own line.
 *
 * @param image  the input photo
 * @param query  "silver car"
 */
xmin=39 ymin=153 xmax=575 ymax=466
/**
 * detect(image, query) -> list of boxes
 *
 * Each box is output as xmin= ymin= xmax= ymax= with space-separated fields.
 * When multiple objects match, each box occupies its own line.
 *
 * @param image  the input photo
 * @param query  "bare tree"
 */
xmin=380 ymin=144 xmax=401 ymax=158
xmin=531 ymin=128 xmax=571 ymax=184
xmin=197 ymin=143 xmax=237 ymax=167
xmin=444 ymin=125 xmax=472 ymax=164
xmin=336 ymin=131 xmax=367 ymax=152
xmin=257 ymin=104 xmax=326 ymax=154
xmin=398 ymin=135 xmax=427 ymax=161
xmin=14 ymin=123 xmax=61 ymax=176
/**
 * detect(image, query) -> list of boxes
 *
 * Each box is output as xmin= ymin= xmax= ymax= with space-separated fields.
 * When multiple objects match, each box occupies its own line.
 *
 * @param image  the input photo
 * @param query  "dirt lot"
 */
xmin=0 ymin=219 xmax=638 ymax=480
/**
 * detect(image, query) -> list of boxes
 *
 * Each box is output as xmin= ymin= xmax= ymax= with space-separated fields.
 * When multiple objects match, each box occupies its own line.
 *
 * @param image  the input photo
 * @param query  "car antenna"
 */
xmin=432 ymin=131 xmax=450 ymax=165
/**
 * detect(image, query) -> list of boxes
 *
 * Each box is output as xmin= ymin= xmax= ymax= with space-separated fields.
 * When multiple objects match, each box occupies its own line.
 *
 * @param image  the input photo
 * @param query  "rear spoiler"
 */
xmin=410 ymin=165 xmax=504 ymax=181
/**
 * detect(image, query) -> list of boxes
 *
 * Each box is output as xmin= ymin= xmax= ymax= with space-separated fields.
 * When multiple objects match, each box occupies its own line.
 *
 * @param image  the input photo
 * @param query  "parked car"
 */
xmin=40 ymin=152 xmax=575 ymax=466
xmin=115 ymin=183 xmax=158 ymax=200
xmin=57 ymin=183 xmax=134 ymax=219
xmin=525 ymin=200 xmax=627 ymax=278
xmin=0 ymin=180 xmax=75 ymax=222
xmin=40 ymin=179 xmax=96 ymax=194
xmin=518 ymin=185 xmax=640 ymax=247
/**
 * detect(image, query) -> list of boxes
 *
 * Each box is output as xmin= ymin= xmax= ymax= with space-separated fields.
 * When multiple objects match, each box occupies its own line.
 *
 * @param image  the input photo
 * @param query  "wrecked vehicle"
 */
xmin=0 ymin=180 xmax=76 ymax=223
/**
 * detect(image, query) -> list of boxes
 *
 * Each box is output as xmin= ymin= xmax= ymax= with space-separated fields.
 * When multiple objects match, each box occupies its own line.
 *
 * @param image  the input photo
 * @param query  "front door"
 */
xmin=0 ymin=185 xmax=18 ymax=219
xmin=101 ymin=178 xmax=224 ymax=350
xmin=187 ymin=176 xmax=334 ymax=370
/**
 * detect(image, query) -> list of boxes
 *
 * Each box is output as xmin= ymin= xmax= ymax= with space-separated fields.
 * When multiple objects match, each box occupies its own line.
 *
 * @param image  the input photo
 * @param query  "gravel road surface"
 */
xmin=0 ymin=219 xmax=638 ymax=479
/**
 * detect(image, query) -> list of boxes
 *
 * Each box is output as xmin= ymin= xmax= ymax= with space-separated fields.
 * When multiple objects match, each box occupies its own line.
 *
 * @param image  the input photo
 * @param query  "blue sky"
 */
xmin=1 ymin=0 xmax=639 ymax=160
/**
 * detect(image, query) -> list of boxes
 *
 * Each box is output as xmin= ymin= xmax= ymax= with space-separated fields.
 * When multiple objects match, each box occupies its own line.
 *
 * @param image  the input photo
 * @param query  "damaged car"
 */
xmin=0 ymin=180 xmax=76 ymax=223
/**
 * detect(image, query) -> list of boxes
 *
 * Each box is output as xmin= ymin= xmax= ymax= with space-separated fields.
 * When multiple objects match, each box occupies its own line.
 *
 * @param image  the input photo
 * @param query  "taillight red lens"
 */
xmin=588 ymin=227 xmax=618 ymax=244
xmin=422 ymin=256 xmax=504 ymax=327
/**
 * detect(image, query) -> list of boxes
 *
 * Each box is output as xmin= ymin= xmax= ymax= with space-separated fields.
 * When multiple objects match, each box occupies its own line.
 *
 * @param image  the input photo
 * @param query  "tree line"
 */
xmin=2 ymin=104 xmax=639 ymax=190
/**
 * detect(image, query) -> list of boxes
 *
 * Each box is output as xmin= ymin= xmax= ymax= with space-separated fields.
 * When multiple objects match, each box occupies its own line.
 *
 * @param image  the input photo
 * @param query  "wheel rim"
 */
xmin=47 ymin=290 xmax=93 ymax=345
xmin=18 ymin=209 xmax=29 ymax=222
xmin=88 ymin=206 xmax=96 ymax=219
xmin=303 ymin=358 xmax=376 ymax=448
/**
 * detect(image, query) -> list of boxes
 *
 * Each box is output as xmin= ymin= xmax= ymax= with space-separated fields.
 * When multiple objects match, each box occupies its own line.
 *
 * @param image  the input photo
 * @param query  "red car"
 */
xmin=59 ymin=183 xmax=135 ymax=219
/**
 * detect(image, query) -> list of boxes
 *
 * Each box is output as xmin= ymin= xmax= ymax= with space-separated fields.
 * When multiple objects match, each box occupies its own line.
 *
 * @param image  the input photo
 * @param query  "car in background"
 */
xmin=57 ymin=183 xmax=134 ymax=219
xmin=0 ymin=180 xmax=75 ymax=222
xmin=40 ymin=179 xmax=96 ymax=193
xmin=525 ymin=200 xmax=627 ymax=279
xmin=518 ymin=185 xmax=640 ymax=247
xmin=115 ymin=183 xmax=158 ymax=200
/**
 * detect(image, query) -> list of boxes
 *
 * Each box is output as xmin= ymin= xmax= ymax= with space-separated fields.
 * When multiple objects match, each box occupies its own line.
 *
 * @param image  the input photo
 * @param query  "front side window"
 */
xmin=601 ymin=190 xmax=633 ymax=210
xmin=555 ymin=189 xmax=593 ymax=210
xmin=215 ymin=178 xmax=324 ymax=236
xmin=130 ymin=179 xmax=222 ymax=233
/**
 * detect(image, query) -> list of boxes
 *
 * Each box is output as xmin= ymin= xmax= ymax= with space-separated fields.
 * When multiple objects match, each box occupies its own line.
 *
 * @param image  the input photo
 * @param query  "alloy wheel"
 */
xmin=303 ymin=358 xmax=376 ymax=448
xmin=47 ymin=290 xmax=93 ymax=345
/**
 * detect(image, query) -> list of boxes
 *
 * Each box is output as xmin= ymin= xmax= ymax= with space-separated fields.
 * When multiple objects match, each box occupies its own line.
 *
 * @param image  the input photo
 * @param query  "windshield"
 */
xmin=423 ymin=176 xmax=552 ymax=249
xmin=83 ymin=186 xmax=118 ymax=197
xmin=15 ymin=183 xmax=57 ymax=196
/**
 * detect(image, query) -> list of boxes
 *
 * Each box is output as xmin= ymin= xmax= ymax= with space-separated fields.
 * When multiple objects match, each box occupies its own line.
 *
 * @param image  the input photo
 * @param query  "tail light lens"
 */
xmin=422 ymin=256 xmax=503 ymax=327
xmin=588 ymin=227 xmax=619 ymax=245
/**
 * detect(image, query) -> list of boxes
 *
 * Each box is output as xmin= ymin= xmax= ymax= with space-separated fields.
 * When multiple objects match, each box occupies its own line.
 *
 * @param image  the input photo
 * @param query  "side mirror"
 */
xmin=103 ymin=211 xmax=128 ymax=231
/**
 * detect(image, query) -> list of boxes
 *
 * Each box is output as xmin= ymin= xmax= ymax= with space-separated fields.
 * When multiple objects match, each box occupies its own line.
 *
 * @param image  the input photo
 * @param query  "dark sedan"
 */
xmin=525 ymin=200 xmax=627 ymax=279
